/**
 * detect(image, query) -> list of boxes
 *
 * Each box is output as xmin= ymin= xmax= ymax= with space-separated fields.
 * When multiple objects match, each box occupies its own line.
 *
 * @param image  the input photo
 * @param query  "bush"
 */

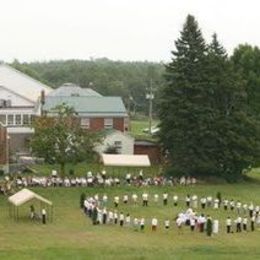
xmin=69 ymin=169 xmax=74 ymax=176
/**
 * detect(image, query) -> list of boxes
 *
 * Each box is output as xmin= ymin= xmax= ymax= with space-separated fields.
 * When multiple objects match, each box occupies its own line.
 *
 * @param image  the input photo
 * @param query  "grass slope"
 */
xmin=0 ymin=182 xmax=260 ymax=259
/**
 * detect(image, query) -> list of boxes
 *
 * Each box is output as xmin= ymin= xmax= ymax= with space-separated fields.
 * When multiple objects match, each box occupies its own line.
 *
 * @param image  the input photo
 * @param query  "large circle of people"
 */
xmin=82 ymin=192 xmax=260 ymax=236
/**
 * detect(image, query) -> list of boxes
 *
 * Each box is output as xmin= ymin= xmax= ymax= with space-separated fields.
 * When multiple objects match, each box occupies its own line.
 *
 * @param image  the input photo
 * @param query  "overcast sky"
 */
xmin=0 ymin=0 xmax=259 ymax=63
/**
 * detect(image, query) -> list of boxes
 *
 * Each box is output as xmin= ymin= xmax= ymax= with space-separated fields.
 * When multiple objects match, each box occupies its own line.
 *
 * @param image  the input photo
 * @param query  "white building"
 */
xmin=0 ymin=64 xmax=52 ymax=154
xmin=95 ymin=130 xmax=134 ymax=155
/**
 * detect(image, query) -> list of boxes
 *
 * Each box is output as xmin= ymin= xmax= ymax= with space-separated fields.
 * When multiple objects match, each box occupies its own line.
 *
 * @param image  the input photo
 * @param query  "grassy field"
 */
xmin=129 ymin=119 xmax=159 ymax=140
xmin=0 ymin=176 xmax=260 ymax=259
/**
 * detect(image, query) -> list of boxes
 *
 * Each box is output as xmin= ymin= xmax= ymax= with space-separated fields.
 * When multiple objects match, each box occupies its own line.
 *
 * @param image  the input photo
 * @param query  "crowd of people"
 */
xmin=0 ymin=170 xmax=197 ymax=192
xmin=81 ymin=192 xmax=260 ymax=235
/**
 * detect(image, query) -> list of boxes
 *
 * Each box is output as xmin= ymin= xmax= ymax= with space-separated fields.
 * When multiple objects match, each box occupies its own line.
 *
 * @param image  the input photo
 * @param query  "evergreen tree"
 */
xmin=160 ymin=15 xmax=213 ymax=176
xmin=160 ymin=16 xmax=260 ymax=181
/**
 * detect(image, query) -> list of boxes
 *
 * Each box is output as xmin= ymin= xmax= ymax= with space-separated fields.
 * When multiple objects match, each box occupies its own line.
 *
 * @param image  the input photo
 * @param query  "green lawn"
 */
xmin=0 ymin=179 xmax=260 ymax=259
xmin=129 ymin=119 xmax=159 ymax=141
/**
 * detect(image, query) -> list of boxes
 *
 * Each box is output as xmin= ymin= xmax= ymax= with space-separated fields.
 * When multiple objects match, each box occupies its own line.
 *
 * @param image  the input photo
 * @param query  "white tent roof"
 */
xmin=0 ymin=64 xmax=52 ymax=103
xmin=102 ymin=154 xmax=151 ymax=167
xmin=8 ymin=188 xmax=52 ymax=206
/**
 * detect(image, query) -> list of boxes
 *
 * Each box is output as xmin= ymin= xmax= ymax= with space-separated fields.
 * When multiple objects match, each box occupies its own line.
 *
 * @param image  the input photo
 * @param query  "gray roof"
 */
xmin=43 ymin=96 xmax=128 ymax=117
xmin=48 ymin=83 xmax=102 ymax=97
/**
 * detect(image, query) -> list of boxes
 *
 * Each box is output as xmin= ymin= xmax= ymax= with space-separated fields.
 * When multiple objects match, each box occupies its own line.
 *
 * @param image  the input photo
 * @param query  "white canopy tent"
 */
xmin=101 ymin=154 xmax=151 ymax=167
xmin=8 ymin=188 xmax=53 ymax=221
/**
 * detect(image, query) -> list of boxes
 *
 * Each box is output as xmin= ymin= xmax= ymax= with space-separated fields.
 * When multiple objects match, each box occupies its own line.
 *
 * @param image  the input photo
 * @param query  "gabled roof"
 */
xmin=43 ymin=96 xmax=128 ymax=117
xmin=0 ymin=64 xmax=52 ymax=103
xmin=48 ymin=83 xmax=102 ymax=97
xmin=102 ymin=154 xmax=151 ymax=167
xmin=8 ymin=188 xmax=52 ymax=206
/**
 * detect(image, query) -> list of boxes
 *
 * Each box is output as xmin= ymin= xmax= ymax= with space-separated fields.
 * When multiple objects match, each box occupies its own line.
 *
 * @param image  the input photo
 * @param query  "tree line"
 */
xmin=10 ymin=58 xmax=165 ymax=116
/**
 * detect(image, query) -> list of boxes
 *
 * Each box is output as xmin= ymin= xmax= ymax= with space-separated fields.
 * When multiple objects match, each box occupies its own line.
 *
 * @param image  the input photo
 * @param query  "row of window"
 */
xmin=80 ymin=118 xmax=129 ymax=130
xmin=81 ymin=118 xmax=114 ymax=129
xmin=0 ymin=114 xmax=32 ymax=126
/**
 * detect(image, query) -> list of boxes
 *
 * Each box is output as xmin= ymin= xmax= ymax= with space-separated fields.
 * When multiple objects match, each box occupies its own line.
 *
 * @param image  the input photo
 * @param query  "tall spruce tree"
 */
xmin=160 ymin=16 xmax=260 ymax=181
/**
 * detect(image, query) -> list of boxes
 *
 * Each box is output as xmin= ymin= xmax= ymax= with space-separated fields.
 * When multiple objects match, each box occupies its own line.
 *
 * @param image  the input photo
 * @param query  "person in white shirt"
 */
xmin=114 ymin=196 xmax=119 ymax=207
xmin=108 ymin=211 xmax=114 ymax=224
xmin=226 ymin=217 xmax=232 ymax=233
xmin=154 ymin=194 xmax=159 ymax=203
xmin=236 ymin=201 xmax=242 ymax=215
xmin=42 ymin=208 xmax=46 ymax=224
xmin=207 ymin=196 xmax=212 ymax=207
xmin=126 ymin=173 xmax=131 ymax=184
xmin=132 ymin=194 xmax=138 ymax=205
xmin=198 ymin=214 xmax=206 ymax=232
xmin=123 ymin=195 xmax=129 ymax=204
xmin=140 ymin=217 xmax=145 ymax=231
xmin=114 ymin=211 xmax=118 ymax=224
xmin=125 ymin=213 xmax=131 ymax=226
xmin=213 ymin=219 xmax=219 ymax=234
xmin=102 ymin=194 xmax=108 ymax=206
xmin=251 ymin=214 xmax=255 ymax=231
xmin=102 ymin=208 xmax=107 ymax=224
xmin=151 ymin=217 xmax=158 ymax=231
xmin=200 ymin=197 xmax=206 ymax=209
xmin=186 ymin=195 xmax=191 ymax=207
xmin=248 ymin=202 xmax=254 ymax=217
xmin=230 ymin=199 xmax=235 ymax=211
xmin=213 ymin=199 xmax=219 ymax=209
xmin=243 ymin=216 xmax=248 ymax=231
xmin=223 ymin=199 xmax=228 ymax=211
xmin=119 ymin=212 xmax=124 ymax=227
xmin=255 ymin=205 xmax=260 ymax=216
xmin=164 ymin=219 xmax=170 ymax=230
xmin=243 ymin=204 xmax=248 ymax=214
xmin=142 ymin=193 xmax=149 ymax=207
xmin=173 ymin=195 xmax=178 ymax=206
xmin=192 ymin=195 xmax=198 ymax=209
xmin=236 ymin=216 xmax=242 ymax=232
xmin=163 ymin=193 xmax=168 ymax=206
xmin=133 ymin=217 xmax=139 ymax=231
xmin=190 ymin=217 xmax=196 ymax=231
xmin=176 ymin=217 xmax=183 ymax=234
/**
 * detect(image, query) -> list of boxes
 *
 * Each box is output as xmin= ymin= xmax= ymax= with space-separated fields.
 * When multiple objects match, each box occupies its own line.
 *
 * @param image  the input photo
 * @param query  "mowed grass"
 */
xmin=0 ymin=181 xmax=260 ymax=259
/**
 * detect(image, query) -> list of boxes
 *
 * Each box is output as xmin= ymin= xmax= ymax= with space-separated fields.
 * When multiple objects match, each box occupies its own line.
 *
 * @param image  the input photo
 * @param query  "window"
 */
xmin=114 ymin=141 xmax=122 ymax=154
xmin=15 ymin=114 xmax=22 ymax=125
xmin=7 ymin=114 xmax=14 ymax=125
xmin=104 ymin=118 xmax=113 ymax=129
xmin=81 ymin=118 xmax=90 ymax=129
xmin=22 ymin=114 xmax=31 ymax=125
xmin=0 ymin=114 xmax=6 ymax=125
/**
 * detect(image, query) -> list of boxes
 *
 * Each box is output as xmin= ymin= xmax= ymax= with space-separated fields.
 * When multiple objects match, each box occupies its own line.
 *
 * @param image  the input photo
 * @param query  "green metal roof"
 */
xmin=43 ymin=96 xmax=128 ymax=117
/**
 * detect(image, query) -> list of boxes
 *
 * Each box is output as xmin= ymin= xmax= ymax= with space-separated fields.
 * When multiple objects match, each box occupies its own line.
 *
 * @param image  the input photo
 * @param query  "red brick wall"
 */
xmin=90 ymin=118 xmax=104 ymax=131
xmin=0 ymin=127 xmax=7 ymax=164
xmin=113 ymin=118 xmax=125 ymax=132
xmin=134 ymin=144 xmax=162 ymax=164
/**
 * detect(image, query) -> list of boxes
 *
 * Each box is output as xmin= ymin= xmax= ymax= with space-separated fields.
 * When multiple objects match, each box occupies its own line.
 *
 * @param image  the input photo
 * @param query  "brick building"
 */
xmin=44 ymin=83 xmax=129 ymax=133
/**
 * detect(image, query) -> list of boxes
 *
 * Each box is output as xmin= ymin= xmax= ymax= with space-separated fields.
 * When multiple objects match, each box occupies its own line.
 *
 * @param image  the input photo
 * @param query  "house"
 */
xmin=0 ymin=124 xmax=7 ymax=164
xmin=0 ymin=64 xmax=52 ymax=155
xmin=43 ymin=83 xmax=129 ymax=132
xmin=95 ymin=130 xmax=134 ymax=155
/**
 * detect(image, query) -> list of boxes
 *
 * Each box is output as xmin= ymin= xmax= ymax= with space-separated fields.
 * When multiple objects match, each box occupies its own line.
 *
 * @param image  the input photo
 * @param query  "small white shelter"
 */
xmin=102 ymin=154 xmax=151 ymax=167
xmin=8 ymin=188 xmax=53 ymax=221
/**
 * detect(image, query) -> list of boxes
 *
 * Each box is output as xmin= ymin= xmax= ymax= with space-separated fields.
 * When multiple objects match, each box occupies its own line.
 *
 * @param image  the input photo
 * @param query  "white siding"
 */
xmin=95 ymin=131 xmax=134 ymax=155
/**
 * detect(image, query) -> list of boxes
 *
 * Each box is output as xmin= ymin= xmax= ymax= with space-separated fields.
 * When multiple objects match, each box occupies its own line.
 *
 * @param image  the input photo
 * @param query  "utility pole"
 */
xmin=146 ymin=79 xmax=154 ymax=135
